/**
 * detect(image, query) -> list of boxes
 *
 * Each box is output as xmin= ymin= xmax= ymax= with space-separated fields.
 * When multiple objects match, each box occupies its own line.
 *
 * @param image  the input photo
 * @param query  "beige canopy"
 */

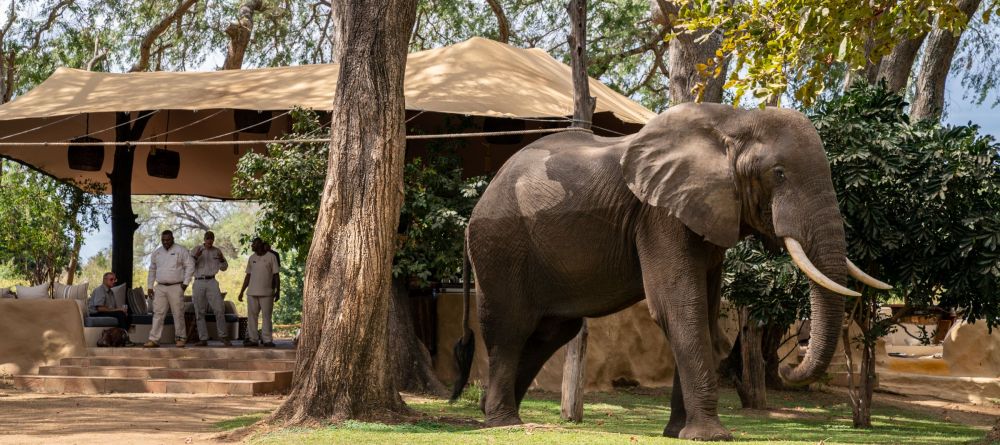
xmin=0 ymin=37 xmax=655 ymax=198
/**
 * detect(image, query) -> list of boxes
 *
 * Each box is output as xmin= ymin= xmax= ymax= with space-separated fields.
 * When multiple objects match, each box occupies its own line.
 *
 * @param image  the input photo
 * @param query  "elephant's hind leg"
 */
xmin=513 ymin=317 xmax=584 ymax=407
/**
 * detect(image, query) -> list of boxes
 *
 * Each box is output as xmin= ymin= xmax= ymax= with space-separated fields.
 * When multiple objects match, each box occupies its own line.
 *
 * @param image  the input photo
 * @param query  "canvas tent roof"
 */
xmin=0 ymin=37 xmax=655 ymax=198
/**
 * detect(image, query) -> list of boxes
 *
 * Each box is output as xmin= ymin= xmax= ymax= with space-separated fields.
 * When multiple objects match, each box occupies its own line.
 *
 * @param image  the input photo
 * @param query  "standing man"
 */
xmin=144 ymin=230 xmax=194 ymax=348
xmin=238 ymin=237 xmax=280 ymax=347
xmin=191 ymin=231 xmax=231 ymax=347
xmin=89 ymin=272 xmax=130 ymax=330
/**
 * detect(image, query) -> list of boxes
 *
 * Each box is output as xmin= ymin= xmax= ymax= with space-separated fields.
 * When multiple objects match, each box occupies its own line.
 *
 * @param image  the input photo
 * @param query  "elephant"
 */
xmin=450 ymin=102 xmax=889 ymax=441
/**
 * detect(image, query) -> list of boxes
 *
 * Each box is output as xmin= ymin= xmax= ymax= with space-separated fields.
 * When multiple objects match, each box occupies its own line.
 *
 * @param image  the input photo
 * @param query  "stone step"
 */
xmin=86 ymin=347 xmax=296 ymax=360
xmin=58 ymin=356 xmax=296 ymax=371
xmin=13 ymin=375 xmax=282 ymax=395
xmin=36 ymin=365 xmax=292 ymax=383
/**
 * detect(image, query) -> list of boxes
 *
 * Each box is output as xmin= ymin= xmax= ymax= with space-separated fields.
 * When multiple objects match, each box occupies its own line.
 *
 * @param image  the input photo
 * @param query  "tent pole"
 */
xmin=109 ymin=111 xmax=155 ymax=290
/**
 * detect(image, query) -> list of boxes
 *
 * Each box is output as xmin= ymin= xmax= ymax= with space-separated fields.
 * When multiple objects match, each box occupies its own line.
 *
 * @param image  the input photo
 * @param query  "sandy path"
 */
xmin=0 ymin=388 xmax=282 ymax=445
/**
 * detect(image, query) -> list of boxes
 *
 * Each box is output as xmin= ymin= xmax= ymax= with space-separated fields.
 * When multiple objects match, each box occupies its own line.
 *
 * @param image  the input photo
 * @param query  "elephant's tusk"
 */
xmin=846 ymin=258 xmax=893 ymax=290
xmin=784 ymin=238 xmax=861 ymax=297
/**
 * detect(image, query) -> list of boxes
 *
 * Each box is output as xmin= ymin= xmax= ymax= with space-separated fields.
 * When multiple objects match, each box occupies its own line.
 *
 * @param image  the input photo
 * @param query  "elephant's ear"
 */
xmin=620 ymin=103 xmax=740 ymax=247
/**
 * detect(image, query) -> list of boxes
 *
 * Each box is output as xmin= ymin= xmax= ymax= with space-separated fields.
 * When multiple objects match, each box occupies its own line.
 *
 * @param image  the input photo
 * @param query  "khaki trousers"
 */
xmin=247 ymin=295 xmax=274 ymax=343
xmin=149 ymin=283 xmax=186 ymax=342
xmin=193 ymin=278 xmax=227 ymax=341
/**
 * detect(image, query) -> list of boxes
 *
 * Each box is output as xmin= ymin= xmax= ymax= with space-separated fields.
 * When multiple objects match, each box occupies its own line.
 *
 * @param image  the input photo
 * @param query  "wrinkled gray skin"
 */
xmin=467 ymin=102 xmax=848 ymax=441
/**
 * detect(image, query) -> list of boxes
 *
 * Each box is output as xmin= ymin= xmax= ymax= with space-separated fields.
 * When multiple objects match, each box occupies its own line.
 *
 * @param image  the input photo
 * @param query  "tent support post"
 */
xmin=109 ymin=111 xmax=155 ymax=290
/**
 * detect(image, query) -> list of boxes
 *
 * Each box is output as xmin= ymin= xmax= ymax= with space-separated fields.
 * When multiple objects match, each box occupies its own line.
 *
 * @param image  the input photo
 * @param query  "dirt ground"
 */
xmin=0 ymin=388 xmax=283 ymax=445
xmin=1 ymin=385 xmax=998 ymax=445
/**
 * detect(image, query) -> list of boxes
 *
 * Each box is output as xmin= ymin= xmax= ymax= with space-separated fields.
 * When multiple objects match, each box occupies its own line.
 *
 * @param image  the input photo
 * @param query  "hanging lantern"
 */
xmin=67 ymin=114 xmax=104 ymax=171
xmin=147 ymin=111 xmax=180 ymax=179
xmin=67 ymin=137 xmax=104 ymax=171
xmin=147 ymin=148 xmax=180 ymax=179
xmin=483 ymin=117 xmax=526 ymax=145
xmin=233 ymin=109 xmax=273 ymax=134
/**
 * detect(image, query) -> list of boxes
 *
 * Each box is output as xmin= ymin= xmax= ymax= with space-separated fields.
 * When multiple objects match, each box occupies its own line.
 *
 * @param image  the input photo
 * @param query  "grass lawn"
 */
xmin=223 ymin=386 xmax=994 ymax=445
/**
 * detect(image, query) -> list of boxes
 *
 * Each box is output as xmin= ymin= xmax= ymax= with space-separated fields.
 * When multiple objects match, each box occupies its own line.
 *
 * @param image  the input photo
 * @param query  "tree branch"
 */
xmin=223 ymin=0 xmax=264 ymax=70
xmin=130 ymin=0 xmax=200 ymax=72
xmin=32 ymin=0 xmax=74 ymax=50
xmin=485 ymin=0 xmax=510 ymax=44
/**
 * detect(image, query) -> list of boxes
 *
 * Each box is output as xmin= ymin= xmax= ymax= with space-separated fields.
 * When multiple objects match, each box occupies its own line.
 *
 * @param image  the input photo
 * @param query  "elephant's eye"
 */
xmin=774 ymin=167 xmax=786 ymax=183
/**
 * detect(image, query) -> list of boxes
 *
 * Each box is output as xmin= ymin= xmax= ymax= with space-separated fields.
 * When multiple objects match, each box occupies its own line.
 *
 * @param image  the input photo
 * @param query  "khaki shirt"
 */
xmin=192 ymin=245 xmax=229 ymax=277
xmin=245 ymin=252 xmax=279 ymax=297
xmin=147 ymin=244 xmax=195 ymax=288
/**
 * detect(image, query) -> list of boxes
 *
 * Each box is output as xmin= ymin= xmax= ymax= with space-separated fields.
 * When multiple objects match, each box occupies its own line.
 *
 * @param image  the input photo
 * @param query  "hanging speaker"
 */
xmin=146 ymin=148 xmax=180 ymax=179
xmin=482 ymin=117 xmax=526 ymax=145
xmin=233 ymin=109 xmax=273 ymax=134
xmin=67 ymin=137 xmax=104 ymax=171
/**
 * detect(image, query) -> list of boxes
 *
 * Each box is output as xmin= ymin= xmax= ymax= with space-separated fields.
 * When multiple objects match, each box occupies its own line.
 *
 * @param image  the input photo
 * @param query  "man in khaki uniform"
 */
xmin=238 ymin=237 xmax=280 ymax=347
xmin=191 ymin=231 xmax=230 ymax=346
xmin=144 ymin=230 xmax=194 ymax=348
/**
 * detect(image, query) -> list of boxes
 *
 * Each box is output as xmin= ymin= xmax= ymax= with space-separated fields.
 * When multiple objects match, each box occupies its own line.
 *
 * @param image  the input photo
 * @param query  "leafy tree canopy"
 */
xmin=671 ymin=0 xmax=993 ymax=106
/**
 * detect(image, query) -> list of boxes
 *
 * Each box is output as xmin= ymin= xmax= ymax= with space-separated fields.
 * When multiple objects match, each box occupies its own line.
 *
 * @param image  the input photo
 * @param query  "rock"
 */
xmin=943 ymin=320 xmax=1000 ymax=378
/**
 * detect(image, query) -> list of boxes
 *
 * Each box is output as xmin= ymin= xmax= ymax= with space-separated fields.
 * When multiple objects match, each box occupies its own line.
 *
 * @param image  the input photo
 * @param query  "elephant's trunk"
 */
xmin=780 ymin=205 xmax=849 ymax=385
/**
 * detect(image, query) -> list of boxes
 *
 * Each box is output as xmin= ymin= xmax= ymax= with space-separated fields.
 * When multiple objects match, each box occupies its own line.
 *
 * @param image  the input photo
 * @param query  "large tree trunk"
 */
xmin=389 ymin=277 xmax=447 ymax=396
xmin=735 ymin=309 xmax=767 ymax=409
xmin=910 ymin=0 xmax=982 ymax=120
xmin=110 ymin=112 xmax=154 ymax=289
xmin=268 ymin=0 xmax=418 ymax=425
xmin=652 ymin=0 xmax=730 ymax=104
xmin=876 ymin=33 xmax=929 ymax=93
xmin=222 ymin=0 xmax=263 ymax=70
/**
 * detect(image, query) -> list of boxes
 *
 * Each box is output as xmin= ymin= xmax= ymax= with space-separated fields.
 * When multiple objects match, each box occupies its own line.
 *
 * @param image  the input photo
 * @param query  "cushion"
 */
xmin=127 ymin=288 xmax=148 ymax=315
xmin=54 ymin=282 xmax=70 ymax=299
xmin=70 ymin=282 xmax=88 ymax=300
xmin=84 ymin=316 xmax=119 ymax=328
xmin=15 ymin=284 xmax=49 ymax=299
xmin=111 ymin=284 xmax=127 ymax=308
xmin=73 ymin=299 xmax=89 ymax=324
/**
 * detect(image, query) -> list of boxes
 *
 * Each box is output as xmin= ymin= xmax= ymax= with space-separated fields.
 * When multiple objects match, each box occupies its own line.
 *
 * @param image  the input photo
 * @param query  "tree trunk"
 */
xmin=559 ymin=0 xmax=595 ymax=423
xmin=910 ymin=0 xmax=982 ymax=120
xmin=735 ymin=309 xmax=766 ymax=409
xmin=653 ymin=0 xmax=730 ymax=104
xmin=761 ymin=322 xmax=788 ymax=390
xmin=222 ymin=0 xmax=263 ymax=70
xmin=876 ymin=33 xmax=928 ymax=93
xmin=110 ymin=111 xmax=154 ymax=289
xmin=130 ymin=0 xmax=200 ymax=72
xmin=852 ymin=340 xmax=876 ymax=428
xmin=268 ymin=0 xmax=417 ymax=425
xmin=561 ymin=321 xmax=588 ymax=422
xmin=389 ymin=277 xmax=447 ymax=396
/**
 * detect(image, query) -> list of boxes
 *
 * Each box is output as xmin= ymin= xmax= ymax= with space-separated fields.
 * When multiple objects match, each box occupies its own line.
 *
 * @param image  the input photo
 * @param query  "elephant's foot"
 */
xmin=663 ymin=420 xmax=684 ymax=438
xmin=679 ymin=420 xmax=732 ymax=441
xmin=484 ymin=413 xmax=523 ymax=428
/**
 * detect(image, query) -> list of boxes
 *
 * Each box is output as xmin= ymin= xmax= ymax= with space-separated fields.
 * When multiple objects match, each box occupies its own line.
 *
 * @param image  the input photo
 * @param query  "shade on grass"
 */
xmin=225 ymin=387 xmax=989 ymax=444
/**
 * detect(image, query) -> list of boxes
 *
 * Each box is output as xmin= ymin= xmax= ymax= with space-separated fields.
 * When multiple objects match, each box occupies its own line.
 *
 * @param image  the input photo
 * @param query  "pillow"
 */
xmin=53 ymin=282 xmax=70 ymax=299
xmin=73 ymin=299 xmax=89 ymax=324
xmin=127 ymin=288 xmax=148 ymax=315
xmin=111 ymin=283 xmax=127 ymax=308
xmin=71 ymin=282 xmax=89 ymax=301
xmin=15 ymin=283 xmax=49 ymax=299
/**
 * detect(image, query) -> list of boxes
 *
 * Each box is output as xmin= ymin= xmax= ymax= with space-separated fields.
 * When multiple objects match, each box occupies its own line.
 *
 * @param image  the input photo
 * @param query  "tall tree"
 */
xmin=910 ymin=0 xmax=983 ymax=120
xmin=268 ymin=0 xmax=418 ymax=423
xmin=651 ymin=0 xmax=729 ymax=104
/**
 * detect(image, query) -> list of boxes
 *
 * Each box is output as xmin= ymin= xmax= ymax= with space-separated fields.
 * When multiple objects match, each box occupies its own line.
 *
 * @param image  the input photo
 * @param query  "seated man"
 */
xmin=89 ymin=272 xmax=130 ymax=330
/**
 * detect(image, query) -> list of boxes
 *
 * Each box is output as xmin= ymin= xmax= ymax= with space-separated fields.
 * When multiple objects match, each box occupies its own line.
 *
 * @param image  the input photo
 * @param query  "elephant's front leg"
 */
xmin=638 ymin=220 xmax=732 ymax=441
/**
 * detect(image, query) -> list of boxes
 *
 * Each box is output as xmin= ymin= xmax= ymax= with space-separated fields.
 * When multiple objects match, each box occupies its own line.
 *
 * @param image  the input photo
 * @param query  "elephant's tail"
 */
xmin=449 ymin=244 xmax=475 ymax=403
